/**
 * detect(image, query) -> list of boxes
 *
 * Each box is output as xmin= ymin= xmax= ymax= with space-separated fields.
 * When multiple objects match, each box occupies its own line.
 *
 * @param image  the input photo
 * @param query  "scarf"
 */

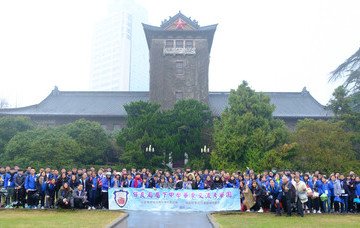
xmin=134 ymin=176 xmax=141 ymax=188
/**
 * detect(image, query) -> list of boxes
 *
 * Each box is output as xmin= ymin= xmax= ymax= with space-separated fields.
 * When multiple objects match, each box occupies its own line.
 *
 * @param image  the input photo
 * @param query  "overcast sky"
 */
xmin=0 ymin=0 xmax=359 ymax=107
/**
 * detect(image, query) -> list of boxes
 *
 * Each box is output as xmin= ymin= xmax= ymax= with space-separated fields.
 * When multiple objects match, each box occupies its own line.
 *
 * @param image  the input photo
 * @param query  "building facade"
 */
xmin=143 ymin=12 xmax=216 ymax=109
xmin=90 ymin=0 xmax=149 ymax=91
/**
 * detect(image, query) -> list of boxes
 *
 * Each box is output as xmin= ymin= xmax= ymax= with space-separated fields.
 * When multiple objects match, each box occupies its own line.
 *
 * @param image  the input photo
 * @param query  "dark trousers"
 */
xmin=101 ymin=191 xmax=108 ymax=209
xmin=6 ymin=187 xmax=14 ymax=205
xmin=90 ymin=190 xmax=97 ymax=207
xmin=15 ymin=188 xmax=26 ymax=207
xmin=74 ymin=198 xmax=89 ymax=209
xmin=47 ymin=191 xmax=55 ymax=208
xmin=39 ymin=192 xmax=45 ymax=207
xmin=296 ymin=197 xmax=304 ymax=216
xmin=27 ymin=190 xmax=38 ymax=207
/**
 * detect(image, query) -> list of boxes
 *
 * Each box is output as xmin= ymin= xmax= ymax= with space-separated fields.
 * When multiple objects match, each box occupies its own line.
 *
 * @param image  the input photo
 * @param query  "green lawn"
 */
xmin=212 ymin=212 xmax=360 ymax=228
xmin=0 ymin=210 xmax=124 ymax=228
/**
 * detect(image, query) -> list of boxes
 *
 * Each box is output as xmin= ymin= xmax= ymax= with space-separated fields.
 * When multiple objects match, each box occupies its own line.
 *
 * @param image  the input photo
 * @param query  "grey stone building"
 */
xmin=143 ymin=12 xmax=216 ymax=109
xmin=0 ymin=12 xmax=333 ymax=130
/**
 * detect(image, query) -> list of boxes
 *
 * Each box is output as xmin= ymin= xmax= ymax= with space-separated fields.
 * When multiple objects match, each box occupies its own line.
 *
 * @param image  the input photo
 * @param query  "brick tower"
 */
xmin=143 ymin=12 xmax=217 ymax=109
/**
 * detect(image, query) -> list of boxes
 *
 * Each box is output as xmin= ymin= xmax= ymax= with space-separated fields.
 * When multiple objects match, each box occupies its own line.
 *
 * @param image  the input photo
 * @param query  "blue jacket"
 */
xmin=37 ymin=181 xmax=47 ymax=193
xmin=319 ymin=181 xmax=329 ymax=196
xmin=328 ymin=180 xmax=335 ymax=196
xmin=304 ymin=179 xmax=313 ymax=190
xmin=244 ymin=179 xmax=252 ymax=188
xmin=102 ymin=177 xmax=114 ymax=191
xmin=267 ymin=185 xmax=281 ymax=199
xmin=91 ymin=177 xmax=97 ymax=190
xmin=46 ymin=183 xmax=56 ymax=195
xmin=196 ymin=180 xmax=205 ymax=189
xmin=225 ymin=180 xmax=239 ymax=188
xmin=25 ymin=175 xmax=37 ymax=190
xmin=4 ymin=173 xmax=16 ymax=188
xmin=355 ymin=182 xmax=360 ymax=197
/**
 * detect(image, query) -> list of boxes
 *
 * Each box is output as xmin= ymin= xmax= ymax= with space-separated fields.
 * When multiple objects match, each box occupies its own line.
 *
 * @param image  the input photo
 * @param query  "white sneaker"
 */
xmin=317 ymin=210 xmax=321 ymax=214
xmin=33 ymin=206 xmax=37 ymax=210
xmin=41 ymin=206 xmax=44 ymax=210
xmin=88 ymin=206 xmax=91 ymax=210
xmin=246 ymin=209 xmax=250 ymax=212
xmin=258 ymin=208 xmax=263 ymax=213
xmin=92 ymin=206 xmax=96 ymax=210
xmin=313 ymin=209 xmax=316 ymax=213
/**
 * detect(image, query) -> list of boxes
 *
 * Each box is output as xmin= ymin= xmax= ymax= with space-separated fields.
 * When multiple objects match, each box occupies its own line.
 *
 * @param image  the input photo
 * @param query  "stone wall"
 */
xmin=149 ymin=38 xmax=209 ymax=109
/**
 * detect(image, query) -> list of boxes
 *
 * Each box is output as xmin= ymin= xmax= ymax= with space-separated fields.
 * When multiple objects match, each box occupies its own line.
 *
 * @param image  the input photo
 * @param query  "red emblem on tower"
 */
xmin=174 ymin=18 xmax=186 ymax=29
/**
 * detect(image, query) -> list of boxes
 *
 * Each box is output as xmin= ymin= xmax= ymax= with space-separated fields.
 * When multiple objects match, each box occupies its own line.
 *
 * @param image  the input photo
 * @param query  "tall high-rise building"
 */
xmin=90 ymin=0 xmax=149 ymax=91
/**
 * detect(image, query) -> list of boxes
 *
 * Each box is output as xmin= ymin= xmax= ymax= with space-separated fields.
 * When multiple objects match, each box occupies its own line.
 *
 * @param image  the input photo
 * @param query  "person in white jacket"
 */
xmin=294 ymin=175 xmax=307 ymax=217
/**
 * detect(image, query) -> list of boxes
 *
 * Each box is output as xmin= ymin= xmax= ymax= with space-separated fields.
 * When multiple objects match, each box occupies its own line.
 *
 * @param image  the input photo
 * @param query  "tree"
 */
xmin=3 ymin=128 xmax=82 ymax=168
xmin=116 ymin=100 xmax=212 ymax=169
xmin=210 ymin=81 xmax=290 ymax=172
xmin=0 ymin=116 xmax=34 ymax=156
xmin=330 ymin=48 xmax=360 ymax=111
xmin=328 ymin=86 xmax=360 ymax=159
xmin=61 ymin=119 xmax=113 ymax=165
xmin=291 ymin=119 xmax=359 ymax=173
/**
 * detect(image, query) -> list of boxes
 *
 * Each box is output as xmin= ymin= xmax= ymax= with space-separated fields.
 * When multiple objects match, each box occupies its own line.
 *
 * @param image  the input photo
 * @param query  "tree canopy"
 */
xmin=210 ymin=81 xmax=290 ymax=172
xmin=116 ymin=99 xmax=212 ymax=170
xmin=2 ymin=118 xmax=114 ymax=168
xmin=0 ymin=116 xmax=34 ymax=156
xmin=291 ymin=119 xmax=359 ymax=173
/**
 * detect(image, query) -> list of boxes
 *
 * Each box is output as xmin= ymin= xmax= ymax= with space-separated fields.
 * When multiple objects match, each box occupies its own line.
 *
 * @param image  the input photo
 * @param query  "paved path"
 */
xmin=126 ymin=211 xmax=212 ymax=228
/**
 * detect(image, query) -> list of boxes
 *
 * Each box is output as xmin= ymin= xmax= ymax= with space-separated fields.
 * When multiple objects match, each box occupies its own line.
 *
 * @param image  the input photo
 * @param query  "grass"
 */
xmin=212 ymin=212 xmax=360 ymax=228
xmin=0 ymin=209 xmax=123 ymax=228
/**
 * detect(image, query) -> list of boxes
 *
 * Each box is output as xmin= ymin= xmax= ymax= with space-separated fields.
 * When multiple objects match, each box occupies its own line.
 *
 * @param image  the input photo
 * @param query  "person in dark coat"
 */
xmin=250 ymin=181 xmax=265 ymax=212
xmin=212 ymin=174 xmax=223 ymax=189
xmin=278 ymin=176 xmax=296 ymax=216
xmin=14 ymin=169 xmax=26 ymax=208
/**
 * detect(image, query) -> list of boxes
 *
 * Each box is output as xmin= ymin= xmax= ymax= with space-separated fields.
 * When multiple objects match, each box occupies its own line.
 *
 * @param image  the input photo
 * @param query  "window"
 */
xmin=175 ymin=40 xmax=184 ymax=48
xmin=165 ymin=40 xmax=174 ymax=48
xmin=185 ymin=40 xmax=193 ymax=48
xmin=175 ymin=61 xmax=184 ymax=75
xmin=175 ymin=91 xmax=183 ymax=101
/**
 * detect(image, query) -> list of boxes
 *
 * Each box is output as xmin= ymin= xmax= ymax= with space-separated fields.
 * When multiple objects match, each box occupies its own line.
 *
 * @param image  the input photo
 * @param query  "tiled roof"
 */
xmin=0 ymin=88 xmax=333 ymax=118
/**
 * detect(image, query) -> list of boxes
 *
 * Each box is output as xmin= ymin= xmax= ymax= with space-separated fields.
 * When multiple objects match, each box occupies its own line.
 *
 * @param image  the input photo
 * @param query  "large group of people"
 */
xmin=0 ymin=165 xmax=359 ymax=216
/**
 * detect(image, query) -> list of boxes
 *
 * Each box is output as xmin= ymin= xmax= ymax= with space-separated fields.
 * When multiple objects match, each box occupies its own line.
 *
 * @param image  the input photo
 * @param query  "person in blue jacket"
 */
xmin=194 ymin=175 xmax=204 ymax=190
xmin=319 ymin=176 xmax=330 ymax=213
xmin=4 ymin=168 xmax=16 ymax=208
xmin=355 ymin=176 xmax=360 ymax=213
xmin=312 ymin=176 xmax=322 ymax=213
xmin=339 ymin=174 xmax=349 ymax=213
xmin=225 ymin=175 xmax=239 ymax=188
xmin=88 ymin=172 xmax=98 ymax=210
xmin=36 ymin=175 xmax=47 ymax=209
xmin=25 ymin=168 xmax=38 ymax=209
xmin=328 ymin=175 xmax=335 ymax=212
xmin=46 ymin=178 xmax=57 ymax=208
xmin=101 ymin=172 xmax=114 ymax=209
xmin=267 ymin=179 xmax=281 ymax=213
